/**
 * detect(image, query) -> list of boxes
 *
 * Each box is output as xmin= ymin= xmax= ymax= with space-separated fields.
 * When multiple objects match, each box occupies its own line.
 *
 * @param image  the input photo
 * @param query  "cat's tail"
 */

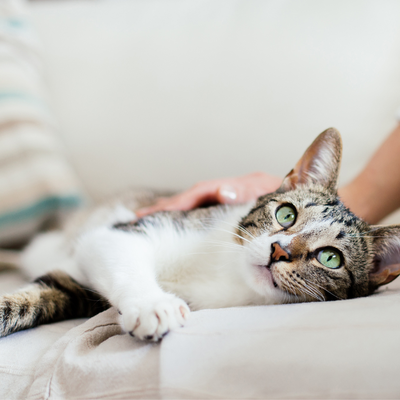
xmin=0 ymin=271 xmax=109 ymax=337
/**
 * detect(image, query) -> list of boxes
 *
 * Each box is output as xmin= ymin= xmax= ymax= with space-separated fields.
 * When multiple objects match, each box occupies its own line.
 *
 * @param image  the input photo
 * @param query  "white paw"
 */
xmin=118 ymin=294 xmax=190 ymax=341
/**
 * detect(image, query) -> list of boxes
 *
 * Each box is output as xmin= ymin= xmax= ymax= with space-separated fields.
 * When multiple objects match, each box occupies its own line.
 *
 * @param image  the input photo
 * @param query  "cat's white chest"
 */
xmin=151 ymin=225 xmax=263 ymax=310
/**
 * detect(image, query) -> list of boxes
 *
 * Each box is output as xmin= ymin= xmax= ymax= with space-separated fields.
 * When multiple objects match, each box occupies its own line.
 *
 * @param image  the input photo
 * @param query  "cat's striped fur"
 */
xmin=1 ymin=271 xmax=108 ymax=337
xmin=2 ymin=128 xmax=400 ymax=340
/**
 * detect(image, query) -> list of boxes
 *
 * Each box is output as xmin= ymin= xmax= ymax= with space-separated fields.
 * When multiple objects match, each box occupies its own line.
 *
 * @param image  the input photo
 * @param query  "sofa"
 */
xmin=1 ymin=0 xmax=400 ymax=398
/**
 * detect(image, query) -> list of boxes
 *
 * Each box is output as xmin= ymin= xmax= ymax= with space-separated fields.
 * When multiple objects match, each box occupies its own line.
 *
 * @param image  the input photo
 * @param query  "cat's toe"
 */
xmin=119 ymin=307 xmax=140 ymax=335
xmin=120 ymin=295 xmax=190 ymax=341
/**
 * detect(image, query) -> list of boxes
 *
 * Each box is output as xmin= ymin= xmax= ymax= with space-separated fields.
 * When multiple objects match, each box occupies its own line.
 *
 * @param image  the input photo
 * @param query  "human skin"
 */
xmin=339 ymin=123 xmax=400 ymax=224
xmin=136 ymin=124 xmax=400 ymax=225
xmin=135 ymin=172 xmax=282 ymax=217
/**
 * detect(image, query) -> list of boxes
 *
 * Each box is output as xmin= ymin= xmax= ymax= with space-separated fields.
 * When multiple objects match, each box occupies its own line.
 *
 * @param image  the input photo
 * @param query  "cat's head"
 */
xmin=238 ymin=128 xmax=400 ymax=303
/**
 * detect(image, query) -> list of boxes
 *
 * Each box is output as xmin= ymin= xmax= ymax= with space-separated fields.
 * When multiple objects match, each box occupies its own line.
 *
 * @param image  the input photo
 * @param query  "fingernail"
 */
xmin=219 ymin=185 xmax=237 ymax=202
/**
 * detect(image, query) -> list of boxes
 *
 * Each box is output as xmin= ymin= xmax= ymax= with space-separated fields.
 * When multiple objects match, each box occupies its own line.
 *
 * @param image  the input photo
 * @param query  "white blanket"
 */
xmin=2 ymin=269 xmax=400 ymax=399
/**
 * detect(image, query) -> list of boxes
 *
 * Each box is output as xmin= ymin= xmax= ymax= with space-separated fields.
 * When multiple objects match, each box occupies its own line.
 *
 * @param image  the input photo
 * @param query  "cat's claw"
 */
xmin=119 ymin=294 xmax=190 ymax=341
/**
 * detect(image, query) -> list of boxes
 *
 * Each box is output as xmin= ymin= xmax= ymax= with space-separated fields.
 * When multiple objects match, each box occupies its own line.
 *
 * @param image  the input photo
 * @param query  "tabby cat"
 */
xmin=1 ymin=128 xmax=400 ymax=341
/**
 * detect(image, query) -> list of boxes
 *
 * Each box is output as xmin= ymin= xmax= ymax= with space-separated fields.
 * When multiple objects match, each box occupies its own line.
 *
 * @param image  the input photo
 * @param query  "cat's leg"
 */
xmin=0 ymin=271 xmax=109 ymax=337
xmin=76 ymin=227 xmax=190 ymax=341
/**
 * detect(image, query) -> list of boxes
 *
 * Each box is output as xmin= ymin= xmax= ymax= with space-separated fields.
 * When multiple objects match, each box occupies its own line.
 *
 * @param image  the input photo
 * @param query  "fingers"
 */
xmin=216 ymin=173 xmax=282 ymax=204
xmin=136 ymin=183 xmax=219 ymax=218
xmin=217 ymin=183 xmax=251 ymax=204
xmin=135 ymin=197 xmax=191 ymax=218
xmin=217 ymin=185 xmax=238 ymax=204
xmin=135 ymin=173 xmax=282 ymax=218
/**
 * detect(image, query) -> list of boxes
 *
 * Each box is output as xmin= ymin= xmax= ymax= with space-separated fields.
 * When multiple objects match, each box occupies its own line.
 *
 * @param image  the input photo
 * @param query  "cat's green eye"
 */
xmin=276 ymin=205 xmax=297 ymax=228
xmin=317 ymin=248 xmax=342 ymax=269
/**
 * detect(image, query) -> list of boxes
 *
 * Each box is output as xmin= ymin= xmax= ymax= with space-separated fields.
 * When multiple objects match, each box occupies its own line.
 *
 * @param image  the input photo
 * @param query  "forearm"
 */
xmin=339 ymin=123 xmax=400 ymax=224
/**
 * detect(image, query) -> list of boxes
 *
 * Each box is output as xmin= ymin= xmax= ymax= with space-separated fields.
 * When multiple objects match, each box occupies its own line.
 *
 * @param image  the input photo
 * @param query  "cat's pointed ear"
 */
xmin=369 ymin=225 xmax=400 ymax=291
xmin=280 ymin=128 xmax=342 ymax=192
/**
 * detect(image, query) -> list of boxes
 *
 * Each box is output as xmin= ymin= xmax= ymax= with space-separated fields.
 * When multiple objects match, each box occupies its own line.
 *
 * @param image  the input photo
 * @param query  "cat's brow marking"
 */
xmin=324 ymin=199 xmax=340 ymax=206
xmin=247 ymin=199 xmax=277 ymax=216
xmin=240 ymin=221 xmax=258 ymax=229
xmin=329 ymin=216 xmax=357 ymax=228
xmin=336 ymin=231 xmax=345 ymax=240
xmin=305 ymin=202 xmax=317 ymax=208
xmin=298 ymin=219 xmax=334 ymax=235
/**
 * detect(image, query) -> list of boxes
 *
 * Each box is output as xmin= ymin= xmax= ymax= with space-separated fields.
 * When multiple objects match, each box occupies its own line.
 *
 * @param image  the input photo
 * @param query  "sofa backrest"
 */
xmin=30 ymin=0 xmax=400 ymax=209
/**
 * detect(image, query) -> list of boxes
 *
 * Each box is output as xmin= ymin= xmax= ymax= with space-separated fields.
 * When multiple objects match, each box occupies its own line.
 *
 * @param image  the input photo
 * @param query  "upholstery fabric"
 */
xmin=16 ymin=283 xmax=400 ymax=399
xmin=0 ymin=0 xmax=82 ymax=246
xmin=2 ymin=269 xmax=400 ymax=400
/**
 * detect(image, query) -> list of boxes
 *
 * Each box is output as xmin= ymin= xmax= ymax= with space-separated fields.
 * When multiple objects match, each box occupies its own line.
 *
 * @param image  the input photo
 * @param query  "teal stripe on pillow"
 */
xmin=0 ymin=0 xmax=84 ymax=245
xmin=0 ymin=92 xmax=46 ymax=107
xmin=1 ymin=18 xmax=26 ymax=29
xmin=0 ymin=194 xmax=83 ymax=228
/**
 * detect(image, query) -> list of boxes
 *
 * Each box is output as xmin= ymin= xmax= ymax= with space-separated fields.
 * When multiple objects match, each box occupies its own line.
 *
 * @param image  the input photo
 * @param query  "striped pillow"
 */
xmin=0 ymin=0 xmax=83 ymax=246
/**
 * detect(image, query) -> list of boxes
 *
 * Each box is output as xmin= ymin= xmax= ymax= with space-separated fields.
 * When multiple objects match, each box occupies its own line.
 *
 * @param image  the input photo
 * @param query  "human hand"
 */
xmin=135 ymin=172 xmax=282 ymax=218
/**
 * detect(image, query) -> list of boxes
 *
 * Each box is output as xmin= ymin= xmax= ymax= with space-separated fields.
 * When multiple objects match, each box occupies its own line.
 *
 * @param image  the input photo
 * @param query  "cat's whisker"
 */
xmin=214 ymin=228 xmax=253 ymax=244
xmin=283 ymin=277 xmax=300 ymax=302
xmin=187 ymin=251 xmax=241 ymax=256
xmin=203 ymin=241 xmax=242 ymax=248
xmin=295 ymin=276 xmax=323 ymax=299
xmin=211 ymin=219 xmax=256 ymax=240
xmin=203 ymin=240 xmax=245 ymax=251
xmin=277 ymin=272 xmax=312 ymax=302
xmin=302 ymin=283 xmax=325 ymax=302
xmin=302 ymin=277 xmax=343 ymax=301
xmin=202 ymin=226 xmax=252 ymax=245
xmin=283 ymin=273 xmax=323 ymax=302
xmin=291 ymin=282 xmax=315 ymax=301
xmin=344 ymin=226 xmax=387 ymax=238
xmin=287 ymin=281 xmax=315 ymax=302
xmin=345 ymin=235 xmax=394 ymax=238
xmin=302 ymin=280 xmax=327 ymax=300
xmin=236 ymin=225 xmax=256 ymax=240
xmin=298 ymin=284 xmax=324 ymax=302
xmin=199 ymin=219 xmax=254 ymax=244
xmin=302 ymin=278 xmax=326 ymax=301
xmin=235 ymin=225 xmax=256 ymax=240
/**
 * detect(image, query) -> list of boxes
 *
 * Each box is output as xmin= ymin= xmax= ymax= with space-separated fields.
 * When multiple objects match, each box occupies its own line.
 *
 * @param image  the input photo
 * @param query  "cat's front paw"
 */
xmin=119 ymin=294 xmax=190 ymax=342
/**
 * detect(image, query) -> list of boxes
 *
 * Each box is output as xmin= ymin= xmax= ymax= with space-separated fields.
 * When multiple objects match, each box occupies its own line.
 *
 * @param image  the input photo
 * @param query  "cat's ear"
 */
xmin=369 ymin=225 xmax=400 ymax=290
xmin=279 ymin=128 xmax=342 ymax=192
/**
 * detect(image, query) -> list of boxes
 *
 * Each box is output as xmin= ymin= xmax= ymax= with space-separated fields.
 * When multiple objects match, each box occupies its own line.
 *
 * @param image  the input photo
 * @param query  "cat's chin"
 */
xmin=255 ymin=264 xmax=277 ymax=287
xmin=244 ymin=263 xmax=284 ymax=299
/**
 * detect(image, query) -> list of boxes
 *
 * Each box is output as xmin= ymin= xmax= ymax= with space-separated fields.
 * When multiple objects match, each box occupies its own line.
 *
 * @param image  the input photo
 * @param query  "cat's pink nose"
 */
xmin=271 ymin=242 xmax=290 ymax=262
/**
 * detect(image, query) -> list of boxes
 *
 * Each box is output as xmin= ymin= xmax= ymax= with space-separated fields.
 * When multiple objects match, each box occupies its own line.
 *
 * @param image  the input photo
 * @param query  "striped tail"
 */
xmin=0 ymin=271 xmax=109 ymax=337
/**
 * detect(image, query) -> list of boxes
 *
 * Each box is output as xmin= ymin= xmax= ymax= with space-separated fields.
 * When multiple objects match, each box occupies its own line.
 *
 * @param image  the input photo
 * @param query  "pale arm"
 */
xmin=339 ymin=123 xmax=400 ymax=224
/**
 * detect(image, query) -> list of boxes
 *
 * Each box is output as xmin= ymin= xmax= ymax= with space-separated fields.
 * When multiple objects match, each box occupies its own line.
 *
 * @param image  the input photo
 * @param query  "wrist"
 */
xmin=339 ymin=178 xmax=381 ymax=224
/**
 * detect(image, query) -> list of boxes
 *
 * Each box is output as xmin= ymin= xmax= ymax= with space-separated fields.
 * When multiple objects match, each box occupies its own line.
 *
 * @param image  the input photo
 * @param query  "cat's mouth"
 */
xmin=257 ymin=263 xmax=279 ymax=289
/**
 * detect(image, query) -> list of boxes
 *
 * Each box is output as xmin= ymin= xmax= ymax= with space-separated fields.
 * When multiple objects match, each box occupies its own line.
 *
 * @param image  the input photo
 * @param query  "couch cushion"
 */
xmin=0 ymin=0 xmax=83 ymax=246
xmin=21 ymin=282 xmax=400 ymax=400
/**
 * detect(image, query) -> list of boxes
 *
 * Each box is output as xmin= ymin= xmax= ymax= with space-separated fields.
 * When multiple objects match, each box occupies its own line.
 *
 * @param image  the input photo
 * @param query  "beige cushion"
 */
xmin=0 ymin=0 xmax=83 ymax=246
xmin=7 ymin=280 xmax=397 ymax=399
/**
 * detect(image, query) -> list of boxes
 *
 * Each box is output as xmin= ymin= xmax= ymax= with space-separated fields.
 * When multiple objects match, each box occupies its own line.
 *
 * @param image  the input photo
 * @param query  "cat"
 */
xmin=1 ymin=128 xmax=400 ymax=342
